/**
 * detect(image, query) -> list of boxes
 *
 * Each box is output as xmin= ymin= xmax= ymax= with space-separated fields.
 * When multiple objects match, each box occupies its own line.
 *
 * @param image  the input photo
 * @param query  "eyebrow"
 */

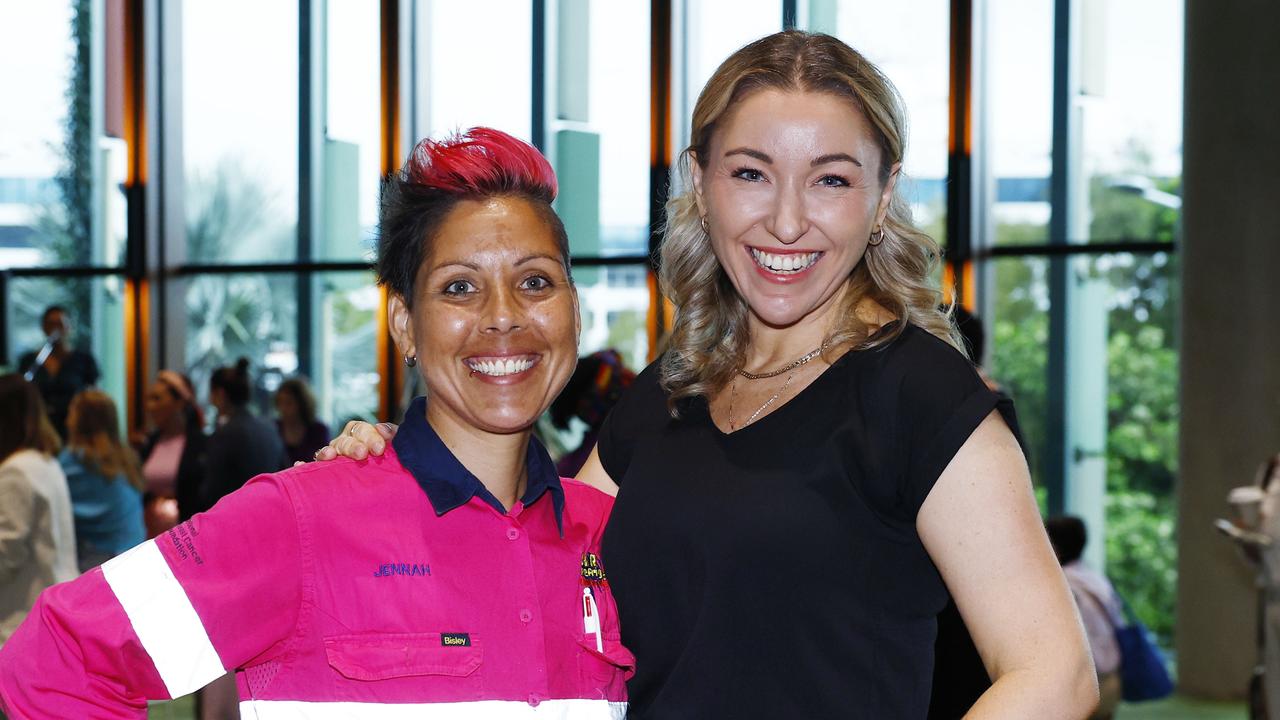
xmin=514 ymin=253 xmax=562 ymax=266
xmin=724 ymin=147 xmax=864 ymax=168
xmin=724 ymin=147 xmax=772 ymax=163
xmin=431 ymin=261 xmax=480 ymax=273
xmin=431 ymin=254 xmax=560 ymax=272
xmin=812 ymin=152 xmax=863 ymax=168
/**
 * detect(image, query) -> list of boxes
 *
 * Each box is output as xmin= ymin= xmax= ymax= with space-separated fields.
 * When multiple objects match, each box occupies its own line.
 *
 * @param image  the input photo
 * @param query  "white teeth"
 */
xmin=750 ymin=249 xmax=820 ymax=274
xmin=469 ymin=357 xmax=535 ymax=377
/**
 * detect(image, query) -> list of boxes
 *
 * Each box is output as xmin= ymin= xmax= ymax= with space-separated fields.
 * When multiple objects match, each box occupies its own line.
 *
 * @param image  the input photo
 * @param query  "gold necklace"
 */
xmin=727 ymin=370 xmax=797 ymax=431
xmin=737 ymin=341 xmax=829 ymax=380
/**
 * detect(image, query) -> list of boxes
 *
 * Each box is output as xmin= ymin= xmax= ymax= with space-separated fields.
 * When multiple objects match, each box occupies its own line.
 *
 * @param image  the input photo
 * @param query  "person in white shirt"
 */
xmin=0 ymin=374 xmax=77 ymax=645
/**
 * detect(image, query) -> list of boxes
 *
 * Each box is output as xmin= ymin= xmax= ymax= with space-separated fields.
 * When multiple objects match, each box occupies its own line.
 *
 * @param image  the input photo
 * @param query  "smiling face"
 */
xmin=389 ymin=195 xmax=579 ymax=437
xmin=692 ymin=89 xmax=898 ymax=332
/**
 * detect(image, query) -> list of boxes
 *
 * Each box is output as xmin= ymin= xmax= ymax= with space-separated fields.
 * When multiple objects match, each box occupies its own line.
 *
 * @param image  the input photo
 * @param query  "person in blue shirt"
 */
xmin=59 ymin=389 xmax=145 ymax=572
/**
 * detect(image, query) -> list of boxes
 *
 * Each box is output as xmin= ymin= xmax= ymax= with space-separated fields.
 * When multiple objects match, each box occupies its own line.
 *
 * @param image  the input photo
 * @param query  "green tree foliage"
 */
xmin=989 ymin=157 xmax=1180 ymax=645
xmin=22 ymin=0 xmax=94 ymax=352
xmin=184 ymin=163 xmax=294 ymax=408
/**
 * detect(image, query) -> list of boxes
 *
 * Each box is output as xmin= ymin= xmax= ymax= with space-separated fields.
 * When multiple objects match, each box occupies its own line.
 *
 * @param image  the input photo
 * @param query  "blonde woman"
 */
xmin=60 ymin=390 xmax=146 ymax=572
xmin=326 ymin=31 xmax=1096 ymax=719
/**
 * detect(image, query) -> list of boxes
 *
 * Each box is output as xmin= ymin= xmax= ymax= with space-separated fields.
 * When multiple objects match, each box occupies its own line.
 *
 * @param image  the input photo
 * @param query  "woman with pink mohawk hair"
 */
xmin=0 ymin=128 xmax=632 ymax=720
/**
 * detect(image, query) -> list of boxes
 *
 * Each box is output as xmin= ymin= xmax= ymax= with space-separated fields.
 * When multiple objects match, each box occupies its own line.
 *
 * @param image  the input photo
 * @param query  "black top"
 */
xmin=598 ymin=323 xmax=1021 ymax=719
xmin=197 ymin=408 xmax=289 ymax=515
xmin=277 ymin=419 xmax=333 ymax=466
xmin=19 ymin=347 xmax=100 ymax=439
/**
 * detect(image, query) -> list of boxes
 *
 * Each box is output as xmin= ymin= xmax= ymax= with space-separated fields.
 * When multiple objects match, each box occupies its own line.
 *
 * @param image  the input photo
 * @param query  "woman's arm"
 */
xmin=572 ymin=446 xmax=619 ymax=497
xmin=0 ymin=476 xmax=304 ymax=718
xmin=918 ymin=411 xmax=1098 ymax=720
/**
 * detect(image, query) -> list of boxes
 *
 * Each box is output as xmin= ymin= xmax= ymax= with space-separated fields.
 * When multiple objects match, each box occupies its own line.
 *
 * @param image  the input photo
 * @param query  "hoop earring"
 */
xmin=404 ymin=353 xmax=417 ymax=368
xmin=700 ymin=216 xmax=710 ymax=235
xmin=868 ymin=227 xmax=885 ymax=247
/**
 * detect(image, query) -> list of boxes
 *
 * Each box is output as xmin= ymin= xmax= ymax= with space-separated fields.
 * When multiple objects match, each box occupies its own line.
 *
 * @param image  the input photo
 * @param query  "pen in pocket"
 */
xmin=582 ymin=587 xmax=603 ymax=652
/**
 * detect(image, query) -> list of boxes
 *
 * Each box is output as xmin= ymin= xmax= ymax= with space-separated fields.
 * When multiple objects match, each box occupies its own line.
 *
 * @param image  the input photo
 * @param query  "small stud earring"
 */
xmin=404 ymin=353 xmax=417 ymax=368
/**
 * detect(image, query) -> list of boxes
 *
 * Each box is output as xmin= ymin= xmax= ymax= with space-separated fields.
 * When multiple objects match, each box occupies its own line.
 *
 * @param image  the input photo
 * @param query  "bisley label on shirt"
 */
xmin=441 ymin=633 xmax=471 ymax=647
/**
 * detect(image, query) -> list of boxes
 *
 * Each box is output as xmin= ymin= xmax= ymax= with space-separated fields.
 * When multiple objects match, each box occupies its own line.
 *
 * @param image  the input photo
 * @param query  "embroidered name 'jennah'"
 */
xmin=373 ymin=563 xmax=432 ymax=577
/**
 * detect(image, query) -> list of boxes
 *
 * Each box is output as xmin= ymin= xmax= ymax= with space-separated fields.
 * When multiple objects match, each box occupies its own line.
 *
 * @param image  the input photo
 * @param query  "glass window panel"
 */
xmin=550 ymin=1 xmax=650 ymax=257
xmin=541 ymin=263 xmax=651 ymax=468
xmin=5 ymin=275 xmax=129 ymax=419
xmin=575 ymin=265 xmax=651 ymax=374
xmin=1082 ymin=251 xmax=1178 ymax=644
xmin=322 ymin=0 xmax=381 ymax=260
xmin=984 ymin=0 xmax=1053 ymax=246
xmin=417 ymin=0 xmax=532 ymax=143
xmin=182 ymin=0 xmax=299 ymax=263
xmin=587 ymin=0 xmax=650 ymax=257
xmin=812 ymin=1 xmax=950 ymax=242
xmin=1080 ymin=0 xmax=1183 ymax=244
xmin=0 ymin=1 xmax=123 ymax=269
xmin=183 ymin=274 xmax=298 ymax=421
xmin=986 ymin=256 xmax=1050 ymax=488
xmin=677 ymin=0 xmax=782 ymax=153
xmin=312 ymin=271 xmax=380 ymax=428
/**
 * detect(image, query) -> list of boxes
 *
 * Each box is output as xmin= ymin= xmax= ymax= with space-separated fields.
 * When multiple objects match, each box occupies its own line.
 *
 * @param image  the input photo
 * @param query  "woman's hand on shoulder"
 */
xmin=918 ymin=411 xmax=1098 ymax=718
xmin=299 ymin=420 xmax=398 ymax=465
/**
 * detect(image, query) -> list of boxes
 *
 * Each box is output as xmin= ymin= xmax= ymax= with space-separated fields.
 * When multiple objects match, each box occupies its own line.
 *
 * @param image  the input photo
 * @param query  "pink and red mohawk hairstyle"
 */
xmin=404 ymin=127 xmax=559 ymax=203
xmin=376 ymin=127 xmax=570 ymax=305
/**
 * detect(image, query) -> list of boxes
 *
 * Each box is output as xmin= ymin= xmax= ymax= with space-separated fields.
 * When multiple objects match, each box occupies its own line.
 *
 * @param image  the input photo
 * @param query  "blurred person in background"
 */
xmin=548 ymin=349 xmax=636 ymax=477
xmin=0 ymin=375 xmax=76 ymax=646
xmin=18 ymin=306 xmax=100 ymax=440
xmin=198 ymin=358 xmax=289 ymax=719
xmin=1246 ymin=450 xmax=1280 ymax=715
xmin=60 ymin=390 xmax=145 ymax=572
xmin=1047 ymin=515 xmax=1124 ymax=720
xmin=274 ymin=377 xmax=330 ymax=465
xmin=199 ymin=357 xmax=288 ymax=515
xmin=138 ymin=370 xmax=206 ymax=535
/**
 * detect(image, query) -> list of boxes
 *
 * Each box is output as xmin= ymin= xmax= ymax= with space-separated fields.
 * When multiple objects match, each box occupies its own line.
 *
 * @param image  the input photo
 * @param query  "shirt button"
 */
xmin=507 ymin=528 xmax=520 ymax=540
xmin=528 ymin=693 xmax=541 ymax=707
xmin=519 ymin=609 xmax=533 ymax=623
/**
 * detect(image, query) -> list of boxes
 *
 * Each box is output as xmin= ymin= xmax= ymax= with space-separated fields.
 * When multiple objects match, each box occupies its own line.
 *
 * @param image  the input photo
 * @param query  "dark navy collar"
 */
xmin=392 ymin=397 xmax=565 ymax=533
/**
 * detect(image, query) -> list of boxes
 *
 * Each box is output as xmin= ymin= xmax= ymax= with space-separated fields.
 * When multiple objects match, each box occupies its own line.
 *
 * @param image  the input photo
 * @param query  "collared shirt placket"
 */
xmin=503 ymin=499 xmax=553 ymax=708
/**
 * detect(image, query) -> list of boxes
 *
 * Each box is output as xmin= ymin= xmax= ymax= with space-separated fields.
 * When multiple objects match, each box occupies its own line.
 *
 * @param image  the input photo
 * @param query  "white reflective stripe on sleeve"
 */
xmin=238 ymin=699 xmax=627 ymax=719
xmin=101 ymin=539 xmax=226 ymax=697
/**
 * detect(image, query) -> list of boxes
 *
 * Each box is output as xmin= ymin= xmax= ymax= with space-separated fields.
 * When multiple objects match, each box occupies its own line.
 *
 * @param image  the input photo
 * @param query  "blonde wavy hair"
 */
xmin=659 ymin=30 xmax=961 ymax=413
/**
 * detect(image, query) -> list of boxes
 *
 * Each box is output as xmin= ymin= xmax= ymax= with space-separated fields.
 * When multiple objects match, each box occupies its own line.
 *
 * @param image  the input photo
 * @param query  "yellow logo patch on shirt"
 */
xmin=581 ymin=552 xmax=606 ymax=585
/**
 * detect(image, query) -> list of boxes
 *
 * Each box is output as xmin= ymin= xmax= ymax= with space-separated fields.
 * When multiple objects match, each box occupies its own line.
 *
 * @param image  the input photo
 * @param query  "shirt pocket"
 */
xmin=323 ymin=632 xmax=483 ymax=682
xmin=576 ymin=587 xmax=635 ymax=701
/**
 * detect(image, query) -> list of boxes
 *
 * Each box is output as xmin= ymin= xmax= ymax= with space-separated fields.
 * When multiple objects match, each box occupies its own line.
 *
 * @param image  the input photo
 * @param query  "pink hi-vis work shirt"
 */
xmin=0 ymin=398 xmax=632 ymax=719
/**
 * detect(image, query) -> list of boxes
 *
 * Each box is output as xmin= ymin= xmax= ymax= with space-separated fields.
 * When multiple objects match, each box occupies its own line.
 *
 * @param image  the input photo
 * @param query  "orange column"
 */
xmin=378 ymin=0 xmax=403 ymax=422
